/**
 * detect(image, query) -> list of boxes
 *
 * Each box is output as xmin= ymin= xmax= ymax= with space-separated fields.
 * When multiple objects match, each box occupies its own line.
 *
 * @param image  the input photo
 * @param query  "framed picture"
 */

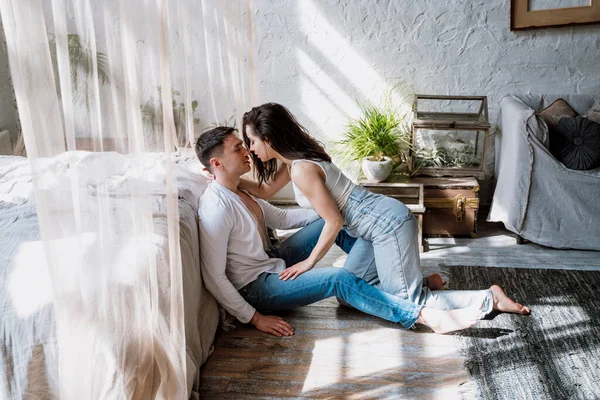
xmin=511 ymin=0 xmax=600 ymax=30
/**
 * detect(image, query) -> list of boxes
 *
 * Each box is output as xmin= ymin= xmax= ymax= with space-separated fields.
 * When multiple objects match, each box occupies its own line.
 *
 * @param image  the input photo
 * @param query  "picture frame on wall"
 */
xmin=510 ymin=0 xmax=600 ymax=30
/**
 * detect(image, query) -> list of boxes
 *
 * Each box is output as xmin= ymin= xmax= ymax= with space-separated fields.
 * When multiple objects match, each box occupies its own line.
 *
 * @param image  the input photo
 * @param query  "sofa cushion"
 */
xmin=550 ymin=116 xmax=600 ymax=171
xmin=538 ymin=98 xmax=578 ymax=128
xmin=584 ymin=103 xmax=600 ymax=124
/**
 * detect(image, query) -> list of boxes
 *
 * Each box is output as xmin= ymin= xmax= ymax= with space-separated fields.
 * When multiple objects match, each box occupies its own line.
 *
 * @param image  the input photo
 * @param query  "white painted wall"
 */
xmin=1 ymin=1 xmax=599 ymax=198
xmin=247 ymin=0 xmax=600 ymax=200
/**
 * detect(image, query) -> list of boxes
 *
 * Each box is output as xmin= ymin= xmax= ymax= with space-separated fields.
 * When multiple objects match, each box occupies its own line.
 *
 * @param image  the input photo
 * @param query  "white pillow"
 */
xmin=173 ymin=149 xmax=210 ymax=209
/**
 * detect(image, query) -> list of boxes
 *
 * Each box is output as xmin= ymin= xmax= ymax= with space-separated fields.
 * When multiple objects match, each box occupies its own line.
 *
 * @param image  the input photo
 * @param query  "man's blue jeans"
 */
xmin=238 ymin=218 xmax=422 ymax=329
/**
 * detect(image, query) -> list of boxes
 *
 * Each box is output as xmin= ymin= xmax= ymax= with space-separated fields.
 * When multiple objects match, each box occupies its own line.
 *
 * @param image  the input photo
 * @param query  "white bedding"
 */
xmin=0 ymin=151 xmax=218 ymax=399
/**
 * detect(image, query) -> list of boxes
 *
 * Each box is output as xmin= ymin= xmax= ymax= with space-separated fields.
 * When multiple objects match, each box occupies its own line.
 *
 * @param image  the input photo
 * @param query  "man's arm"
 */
xmin=199 ymin=205 xmax=256 ymax=323
xmin=258 ymin=198 xmax=319 ymax=230
xmin=199 ymin=201 xmax=295 ymax=337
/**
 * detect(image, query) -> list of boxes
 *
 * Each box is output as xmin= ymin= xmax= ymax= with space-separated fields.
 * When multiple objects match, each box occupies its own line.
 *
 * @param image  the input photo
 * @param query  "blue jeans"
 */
xmin=342 ymin=186 xmax=493 ymax=314
xmin=238 ymin=219 xmax=422 ymax=329
xmin=342 ymin=186 xmax=423 ymax=302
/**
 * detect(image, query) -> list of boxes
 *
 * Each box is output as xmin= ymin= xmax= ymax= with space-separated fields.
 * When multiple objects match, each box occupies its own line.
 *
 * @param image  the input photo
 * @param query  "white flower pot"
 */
xmin=361 ymin=156 xmax=393 ymax=182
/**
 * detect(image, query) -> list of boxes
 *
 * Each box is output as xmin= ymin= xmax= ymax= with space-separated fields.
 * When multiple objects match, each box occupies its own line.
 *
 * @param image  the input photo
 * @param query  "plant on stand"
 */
xmin=335 ymin=103 xmax=412 ymax=182
xmin=415 ymin=139 xmax=479 ymax=169
xmin=12 ymin=33 xmax=110 ymax=156
xmin=140 ymin=87 xmax=200 ymax=148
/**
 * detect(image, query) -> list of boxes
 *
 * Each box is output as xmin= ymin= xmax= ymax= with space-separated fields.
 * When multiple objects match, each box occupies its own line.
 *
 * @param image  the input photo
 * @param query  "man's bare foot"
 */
xmin=417 ymin=307 xmax=479 ymax=334
xmin=490 ymin=285 xmax=530 ymax=315
xmin=426 ymin=273 xmax=447 ymax=290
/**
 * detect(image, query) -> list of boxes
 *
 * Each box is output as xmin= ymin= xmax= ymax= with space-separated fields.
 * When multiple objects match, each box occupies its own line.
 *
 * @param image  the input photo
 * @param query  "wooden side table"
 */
xmin=359 ymin=181 xmax=426 ymax=252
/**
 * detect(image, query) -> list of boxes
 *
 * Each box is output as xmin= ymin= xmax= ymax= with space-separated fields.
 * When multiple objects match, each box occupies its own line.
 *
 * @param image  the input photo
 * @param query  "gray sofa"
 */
xmin=488 ymin=94 xmax=600 ymax=251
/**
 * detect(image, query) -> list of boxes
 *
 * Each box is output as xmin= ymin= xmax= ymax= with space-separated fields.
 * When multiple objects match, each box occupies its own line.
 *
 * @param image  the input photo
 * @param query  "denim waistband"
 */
xmin=343 ymin=185 xmax=412 ymax=225
xmin=347 ymin=185 xmax=372 ymax=202
xmin=342 ymin=186 xmax=372 ymax=213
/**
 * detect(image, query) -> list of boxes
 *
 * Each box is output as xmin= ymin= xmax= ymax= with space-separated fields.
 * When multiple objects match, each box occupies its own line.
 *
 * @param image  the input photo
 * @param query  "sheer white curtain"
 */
xmin=0 ymin=0 xmax=257 ymax=398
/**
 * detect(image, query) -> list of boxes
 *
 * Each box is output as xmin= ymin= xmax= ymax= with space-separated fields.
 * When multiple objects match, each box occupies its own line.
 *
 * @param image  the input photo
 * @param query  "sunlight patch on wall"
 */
xmin=296 ymin=0 xmax=393 ymax=143
xmin=297 ymin=74 xmax=346 ymax=141
xmin=298 ymin=0 xmax=388 ymax=104
xmin=294 ymin=64 xmax=363 ymax=181
xmin=296 ymin=49 xmax=360 ymax=140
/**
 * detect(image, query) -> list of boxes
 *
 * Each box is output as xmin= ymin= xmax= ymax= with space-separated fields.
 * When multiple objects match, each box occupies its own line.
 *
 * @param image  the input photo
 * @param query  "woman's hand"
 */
xmin=279 ymin=259 xmax=315 ymax=281
xmin=201 ymin=167 xmax=215 ymax=182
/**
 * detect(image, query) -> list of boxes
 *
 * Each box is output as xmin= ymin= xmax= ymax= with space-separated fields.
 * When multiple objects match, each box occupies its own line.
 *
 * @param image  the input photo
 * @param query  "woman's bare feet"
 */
xmin=417 ymin=307 xmax=480 ymax=334
xmin=490 ymin=285 xmax=530 ymax=315
xmin=426 ymin=273 xmax=447 ymax=290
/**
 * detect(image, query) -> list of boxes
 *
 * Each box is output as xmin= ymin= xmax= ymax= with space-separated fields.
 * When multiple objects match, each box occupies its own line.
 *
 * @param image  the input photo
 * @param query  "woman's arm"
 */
xmin=238 ymin=162 xmax=291 ymax=200
xmin=279 ymin=162 xmax=343 ymax=281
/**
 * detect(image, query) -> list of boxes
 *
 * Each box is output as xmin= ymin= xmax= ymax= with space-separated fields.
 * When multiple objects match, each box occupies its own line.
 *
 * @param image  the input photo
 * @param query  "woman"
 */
xmin=240 ymin=102 xmax=529 ymax=316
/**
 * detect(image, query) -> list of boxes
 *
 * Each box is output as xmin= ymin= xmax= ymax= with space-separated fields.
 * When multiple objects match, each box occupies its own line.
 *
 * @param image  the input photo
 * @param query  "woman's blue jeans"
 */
xmin=342 ymin=186 xmax=493 ymax=314
xmin=238 ymin=218 xmax=422 ymax=329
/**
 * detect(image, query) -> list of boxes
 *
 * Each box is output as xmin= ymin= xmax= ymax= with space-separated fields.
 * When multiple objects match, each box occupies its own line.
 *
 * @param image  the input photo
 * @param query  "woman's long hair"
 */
xmin=242 ymin=103 xmax=331 ymax=186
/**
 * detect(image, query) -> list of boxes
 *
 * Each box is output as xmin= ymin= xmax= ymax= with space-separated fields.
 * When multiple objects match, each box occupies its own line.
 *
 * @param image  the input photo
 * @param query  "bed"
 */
xmin=0 ymin=150 xmax=218 ymax=399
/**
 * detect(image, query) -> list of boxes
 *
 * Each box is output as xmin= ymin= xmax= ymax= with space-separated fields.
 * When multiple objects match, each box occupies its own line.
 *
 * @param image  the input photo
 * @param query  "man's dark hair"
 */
xmin=195 ymin=126 xmax=236 ymax=172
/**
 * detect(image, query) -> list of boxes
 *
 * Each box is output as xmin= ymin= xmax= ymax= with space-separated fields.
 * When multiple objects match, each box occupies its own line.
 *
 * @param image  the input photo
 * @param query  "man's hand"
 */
xmin=201 ymin=167 xmax=215 ymax=182
xmin=250 ymin=312 xmax=294 ymax=337
xmin=279 ymin=259 xmax=315 ymax=281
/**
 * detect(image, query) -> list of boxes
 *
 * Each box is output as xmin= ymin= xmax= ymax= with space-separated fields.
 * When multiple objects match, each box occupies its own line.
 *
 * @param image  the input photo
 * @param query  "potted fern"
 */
xmin=336 ymin=104 xmax=412 ymax=182
xmin=140 ymin=86 xmax=200 ymax=147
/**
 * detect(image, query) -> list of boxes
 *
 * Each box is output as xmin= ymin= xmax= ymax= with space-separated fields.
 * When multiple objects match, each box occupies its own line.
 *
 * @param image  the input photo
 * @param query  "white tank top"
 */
xmin=291 ymin=160 xmax=356 ymax=210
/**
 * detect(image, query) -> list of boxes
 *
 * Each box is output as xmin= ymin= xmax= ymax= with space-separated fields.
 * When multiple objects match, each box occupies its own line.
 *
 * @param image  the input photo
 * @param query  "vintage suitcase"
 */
xmin=410 ymin=176 xmax=479 ymax=237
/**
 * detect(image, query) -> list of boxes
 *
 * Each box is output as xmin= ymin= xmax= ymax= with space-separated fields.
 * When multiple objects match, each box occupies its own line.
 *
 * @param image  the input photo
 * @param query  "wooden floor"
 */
xmin=199 ymin=213 xmax=600 ymax=399
xmin=200 ymin=299 xmax=475 ymax=399
xmin=420 ymin=216 xmax=600 ymax=272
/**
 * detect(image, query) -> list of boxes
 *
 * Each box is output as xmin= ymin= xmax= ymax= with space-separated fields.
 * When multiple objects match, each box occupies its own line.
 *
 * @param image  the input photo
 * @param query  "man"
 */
xmin=197 ymin=126 xmax=483 ymax=336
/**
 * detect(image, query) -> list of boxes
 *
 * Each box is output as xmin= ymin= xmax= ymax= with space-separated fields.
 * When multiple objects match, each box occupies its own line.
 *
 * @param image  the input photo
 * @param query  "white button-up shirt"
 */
xmin=199 ymin=181 xmax=319 ymax=323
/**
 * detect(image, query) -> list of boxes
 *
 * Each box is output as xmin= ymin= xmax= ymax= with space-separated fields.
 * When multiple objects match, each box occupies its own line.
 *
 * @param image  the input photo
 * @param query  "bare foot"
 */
xmin=426 ymin=273 xmax=447 ymax=290
xmin=490 ymin=285 xmax=530 ymax=315
xmin=417 ymin=307 xmax=480 ymax=334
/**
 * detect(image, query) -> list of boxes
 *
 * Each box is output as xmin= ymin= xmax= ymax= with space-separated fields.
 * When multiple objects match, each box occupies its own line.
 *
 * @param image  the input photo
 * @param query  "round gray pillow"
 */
xmin=550 ymin=116 xmax=600 ymax=171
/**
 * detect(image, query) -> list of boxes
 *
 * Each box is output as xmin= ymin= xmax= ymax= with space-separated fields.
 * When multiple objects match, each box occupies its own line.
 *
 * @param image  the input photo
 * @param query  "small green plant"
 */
xmin=141 ymin=86 xmax=200 ymax=145
xmin=415 ymin=140 xmax=479 ymax=169
xmin=335 ymin=104 xmax=412 ymax=164
xmin=210 ymin=115 xmax=237 ymax=129
xmin=447 ymin=143 xmax=479 ymax=168
xmin=49 ymin=33 xmax=109 ymax=100
xmin=415 ymin=147 xmax=447 ymax=168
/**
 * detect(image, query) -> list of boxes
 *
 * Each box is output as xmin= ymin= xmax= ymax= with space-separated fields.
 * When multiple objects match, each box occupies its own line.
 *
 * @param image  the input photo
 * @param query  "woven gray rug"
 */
xmin=445 ymin=266 xmax=600 ymax=400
